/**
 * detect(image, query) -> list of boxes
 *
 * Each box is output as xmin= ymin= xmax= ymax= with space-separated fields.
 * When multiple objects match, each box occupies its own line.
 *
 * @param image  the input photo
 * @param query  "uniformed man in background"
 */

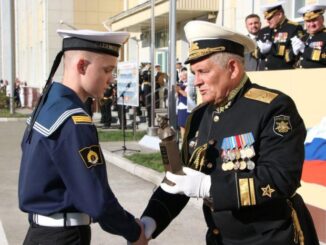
xmin=256 ymin=2 xmax=304 ymax=70
xmin=292 ymin=4 xmax=326 ymax=68
xmin=18 ymin=29 xmax=146 ymax=244
xmin=140 ymin=20 xmax=318 ymax=245
xmin=100 ymin=83 xmax=115 ymax=129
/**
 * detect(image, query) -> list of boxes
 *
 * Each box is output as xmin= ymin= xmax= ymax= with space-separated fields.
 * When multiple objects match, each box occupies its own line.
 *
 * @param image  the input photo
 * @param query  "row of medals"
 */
xmin=221 ymin=145 xmax=255 ymax=171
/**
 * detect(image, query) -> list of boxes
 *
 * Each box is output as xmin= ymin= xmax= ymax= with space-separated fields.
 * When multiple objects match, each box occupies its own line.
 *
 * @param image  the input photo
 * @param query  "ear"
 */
xmin=227 ymin=59 xmax=240 ymax=80
xmin=77 ymin=58 xmax=90 ymax=75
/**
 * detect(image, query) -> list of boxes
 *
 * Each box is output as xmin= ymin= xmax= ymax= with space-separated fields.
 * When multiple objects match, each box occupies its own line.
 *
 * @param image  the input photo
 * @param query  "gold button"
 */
xmin=207 ymin=162 xmax=213 ymax=168
xmin=213 ymin=115 xmax=219 ymax=122
xmin=212 ymin=228 xmax=220 ymax=235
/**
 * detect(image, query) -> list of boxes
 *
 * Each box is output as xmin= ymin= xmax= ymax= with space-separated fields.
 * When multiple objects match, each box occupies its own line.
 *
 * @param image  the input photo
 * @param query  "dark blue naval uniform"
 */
xmin=256 ymin=19 xmax=304 ymax=70
xmin=19 ymin=82 xmax=140 ymax=242
xmin=142 ymin=76 xmax=318 ymax=245
xmin=298 ymin=27 xmax=326 ymax=68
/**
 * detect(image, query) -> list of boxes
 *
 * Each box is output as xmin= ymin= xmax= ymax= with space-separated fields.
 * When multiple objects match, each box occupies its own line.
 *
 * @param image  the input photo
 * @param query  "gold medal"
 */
xmin=235 ymin=149 xmax=241 ymax=160
xmin=239 ymin=160 xmax=247 ymax=170
xmin=222 ymin=163 xmax=228 ymax=171
xmin=226 ymin=161 xmax=234 ymax=170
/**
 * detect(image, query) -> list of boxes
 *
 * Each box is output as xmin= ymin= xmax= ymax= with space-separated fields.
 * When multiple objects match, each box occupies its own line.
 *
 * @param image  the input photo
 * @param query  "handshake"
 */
xmin=129 ymin=167 xmax=211 ymax=244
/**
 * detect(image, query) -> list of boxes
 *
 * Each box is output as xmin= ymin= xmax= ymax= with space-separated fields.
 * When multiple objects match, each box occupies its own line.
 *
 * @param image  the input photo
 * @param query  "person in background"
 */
xmin=244 ymin=14 xmax=261 ymax=71
xmin=176 ymin=70 xmax=189 ymax=139
xmin=18 ymin=29 xmax=146 ymax=245
xmin=100 ymin=84 xmax=114 ymax=129
xmin=139 ymin=20 xmax=318 ymax=245
xmin=257 ymin=2 xmax=304 ymax=70
xmin=292 ymin=4 xmax=326 ymax=68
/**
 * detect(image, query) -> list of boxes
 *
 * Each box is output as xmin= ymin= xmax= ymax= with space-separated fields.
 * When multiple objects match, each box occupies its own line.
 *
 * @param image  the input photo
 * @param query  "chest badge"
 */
xmin=261 ymin=184 xmax=275 ymax=198
xmin=273 ymin=115 xmax=292 ymax=136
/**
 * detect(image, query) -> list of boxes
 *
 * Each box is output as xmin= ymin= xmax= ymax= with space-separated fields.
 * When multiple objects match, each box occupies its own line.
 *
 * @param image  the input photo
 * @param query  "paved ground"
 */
xmin=0 ymin=117 xmax=206 ymax=245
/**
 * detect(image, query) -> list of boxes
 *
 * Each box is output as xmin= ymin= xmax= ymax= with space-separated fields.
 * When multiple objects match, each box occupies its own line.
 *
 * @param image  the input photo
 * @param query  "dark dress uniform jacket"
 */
xmin=19 ymin=82 xmax=140 ymax=242
xmin=257 ymin=19 xmax=303 ymax=70
xmin=298 ymin=27 xmax=326 ymax=68
xmin=142 ymin=77 xmax=318 ymax=245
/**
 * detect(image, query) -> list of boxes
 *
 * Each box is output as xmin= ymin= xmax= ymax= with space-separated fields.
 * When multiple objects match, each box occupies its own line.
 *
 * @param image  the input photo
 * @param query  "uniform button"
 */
xmin=212 ymin=228 xmax=220 ymax=235
xmin=299 ymin=66 xmax=302 ymax=68
xmin=213 ymin=115 xmax=219 ymax=122
xmin=208 ymin=139 xmax=215 ymax=145
xmin=300 ymin=57 xmax=303 ymax=60
xmin=207 ymin=162 xmax=213 ymax=168
xmin=265 ymin=58 xmax=268 ymax=62
xmin=265 ymin=67 xmax=268 ymax=70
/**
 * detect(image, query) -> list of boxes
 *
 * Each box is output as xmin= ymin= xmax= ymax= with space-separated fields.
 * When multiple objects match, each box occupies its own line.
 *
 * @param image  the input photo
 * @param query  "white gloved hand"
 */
xmin=140 ymin=216 xmax=156 ymax=239
xmin=257 ymin=40 xmax=272 ymax=54
xmin=291 ymin=36 xmax=305 ymax=55
xmin=160 ymin=167 xmax=211 ymax=198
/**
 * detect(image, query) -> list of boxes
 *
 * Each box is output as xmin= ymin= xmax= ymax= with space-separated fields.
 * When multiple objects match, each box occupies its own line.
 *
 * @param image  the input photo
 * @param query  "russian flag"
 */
xmin=302 ymin=117 xmax=326 ymax=187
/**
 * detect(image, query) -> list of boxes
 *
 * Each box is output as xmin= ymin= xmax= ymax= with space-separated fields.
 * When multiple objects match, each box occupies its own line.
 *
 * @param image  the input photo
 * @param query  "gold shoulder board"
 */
xmin=287 ymin=20 xmax=299 ymax=26
xmin=244 ymin=88 xmax=278 ymax=104
xmin=72 ymin=115 xmax=92 ymax=124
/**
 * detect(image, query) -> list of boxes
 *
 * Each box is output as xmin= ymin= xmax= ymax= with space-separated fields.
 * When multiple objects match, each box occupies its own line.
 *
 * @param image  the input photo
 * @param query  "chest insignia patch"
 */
xmin=79 ymin=145 xmax=104 ymax=168
xmin=273 ymin=115 xmax=292 ymax=136
xmin=244 ymin=88 xmax=278 ymax=104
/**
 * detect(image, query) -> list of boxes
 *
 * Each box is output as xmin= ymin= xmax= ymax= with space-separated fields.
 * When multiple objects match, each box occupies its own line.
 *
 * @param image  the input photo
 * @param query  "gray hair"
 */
xmin=209 ymin=52 xmax=244 ymax=68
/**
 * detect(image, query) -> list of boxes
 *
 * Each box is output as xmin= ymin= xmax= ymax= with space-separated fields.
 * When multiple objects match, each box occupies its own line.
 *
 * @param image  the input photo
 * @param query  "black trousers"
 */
xmin=23 ymin=223 xmax=91 ymax=245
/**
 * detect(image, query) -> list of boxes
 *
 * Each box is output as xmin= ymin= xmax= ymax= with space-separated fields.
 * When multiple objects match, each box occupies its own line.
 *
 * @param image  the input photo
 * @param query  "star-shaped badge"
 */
xmin=261 ymin=184 xmax=275 ymax=198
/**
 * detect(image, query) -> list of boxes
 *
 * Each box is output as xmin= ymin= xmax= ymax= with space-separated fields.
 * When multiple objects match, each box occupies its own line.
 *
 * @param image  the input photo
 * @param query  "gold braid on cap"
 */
xmin=304 ymin=9 xmax=325 ymax=21
xmin=189 ymin=42 xmax=226 ymax=61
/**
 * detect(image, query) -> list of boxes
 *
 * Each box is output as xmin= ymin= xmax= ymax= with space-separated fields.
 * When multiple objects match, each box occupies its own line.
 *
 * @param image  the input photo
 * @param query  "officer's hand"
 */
xmin=291 ymin=36 xmax=305 ymax=55
xmin=160 ymin=167 xmax=211 ymax=198
xmin=140 ymin=216 xmax=156 ymax=240
xmin=257 ymin=40 xmax=272 ymax=54
xmin=130 ymin=219 xmax=148 ymax=245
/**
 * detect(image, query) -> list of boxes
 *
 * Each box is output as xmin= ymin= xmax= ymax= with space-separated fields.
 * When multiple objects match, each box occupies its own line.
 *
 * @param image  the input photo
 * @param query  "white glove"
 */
xmin=257 ymin=40 xmax=272 ymax=54
xmin=160 ymin=167 xmax=211 ymax=198
xmin=140 ymin=216 xmax=156 ymax=239
xmin=291 ymin=36 xmax=305 ymax=55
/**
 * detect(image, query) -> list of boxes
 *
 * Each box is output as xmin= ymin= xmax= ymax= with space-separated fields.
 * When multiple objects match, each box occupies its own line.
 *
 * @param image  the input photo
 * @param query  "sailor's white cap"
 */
xmin=184 ymin=21 xmax=255 ymax=64
xmin=298 ymin=4 xmax=326 ymax=21
xmin=57 ymin=29 xmax=130 ymax=57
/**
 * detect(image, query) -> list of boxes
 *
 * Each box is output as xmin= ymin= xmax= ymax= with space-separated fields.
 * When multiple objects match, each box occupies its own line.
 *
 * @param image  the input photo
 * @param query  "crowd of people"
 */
xmin=245 ymin=2 xmax=326 ymax=71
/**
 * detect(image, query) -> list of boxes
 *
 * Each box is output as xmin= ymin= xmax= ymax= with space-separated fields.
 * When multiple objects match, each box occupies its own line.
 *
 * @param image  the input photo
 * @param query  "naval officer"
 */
xmin=18 ymin=29 xmax=146 ymax=244
xmin=256 ymin=1 xmax=304 ymax=70
xmin=140 ymin=20 xmax=319 ymax=245
xmin=292 ymin=4 xmax=326 ymax=68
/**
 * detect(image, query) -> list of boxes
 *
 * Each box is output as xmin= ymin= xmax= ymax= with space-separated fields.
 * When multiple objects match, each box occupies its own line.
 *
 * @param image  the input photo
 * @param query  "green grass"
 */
xmin=0 ymin=109 xmax=27 ymax=117
xmin=125 ymin=152 xmax=165 ymax=172
xmin=97 ymin=130 xmax=147 ymax=142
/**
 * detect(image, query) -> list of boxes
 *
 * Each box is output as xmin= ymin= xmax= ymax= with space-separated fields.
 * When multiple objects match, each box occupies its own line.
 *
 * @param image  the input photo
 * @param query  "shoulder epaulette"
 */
xmin=287 ymin=20 xmax=299 ymax=26
xmin=244 ymin=88 xmax=278 ymax=104
xmin=71 ymin=115 xmax=92 ymax=124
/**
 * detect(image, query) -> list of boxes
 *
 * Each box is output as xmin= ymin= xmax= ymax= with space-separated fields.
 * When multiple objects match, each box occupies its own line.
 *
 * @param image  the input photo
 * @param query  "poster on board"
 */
xmin=116 ymin=62 xmax=139 ymax=107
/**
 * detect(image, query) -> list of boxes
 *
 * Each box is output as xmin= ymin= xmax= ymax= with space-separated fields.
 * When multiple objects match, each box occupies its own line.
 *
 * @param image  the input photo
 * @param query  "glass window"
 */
xmin=293 ymin=0 xmax=305 ymax=19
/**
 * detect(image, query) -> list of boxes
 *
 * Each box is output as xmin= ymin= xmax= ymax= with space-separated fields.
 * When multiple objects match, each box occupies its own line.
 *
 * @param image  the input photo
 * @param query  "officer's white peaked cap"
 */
xmin=184 ymin=20 xmax=256 ymax=64
xmin=260 ymin=1 xmax=285 ymax=19
xmin=57 ymin=29 xmax=130 ymax=57
xmin=298 ymin=4 xmax=326 ymax=21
